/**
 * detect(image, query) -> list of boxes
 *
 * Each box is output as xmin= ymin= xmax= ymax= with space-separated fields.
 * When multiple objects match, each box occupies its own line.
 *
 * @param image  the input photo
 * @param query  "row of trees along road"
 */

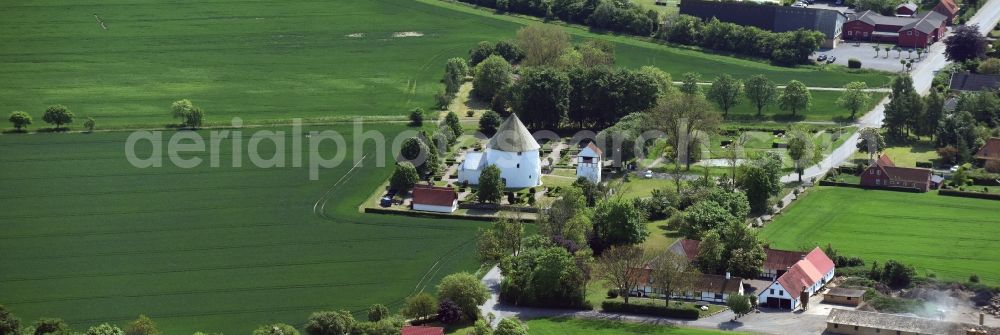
xmin=7 ymin=99 xmax=208 ymax=133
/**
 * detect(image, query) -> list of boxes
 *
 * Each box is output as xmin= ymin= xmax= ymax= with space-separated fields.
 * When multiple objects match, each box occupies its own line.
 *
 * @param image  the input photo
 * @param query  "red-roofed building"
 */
xmin=758 ymin=247 xmax=835 ymax=310
xmin=860 ymin=154 xmax=934 ymax=192
xmin=976 ymin=138 xmax=1000 ymax=172
xmin=762 ymin=247 xmax=808 ymax=280
xmin=402 ymin=325 xmax=444 ymax=335
xmin=933 ymin=0 xmax=959 ymax=23
xmin=411 ymin=184 xmax=458 ymax=213
xmin=632 ymin=268 xmax=744 ymax=303
xmin=667 ymin=239 xmax=701 ymax=263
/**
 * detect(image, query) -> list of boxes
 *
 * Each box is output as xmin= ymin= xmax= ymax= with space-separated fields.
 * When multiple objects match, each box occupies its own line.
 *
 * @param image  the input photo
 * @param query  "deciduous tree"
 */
xmin=707 ymin=74 xmax=743 ymax=117
xmin=591 ymin=196 xmax=648 ymax=252
xmin=856 ymin=127 xmax=886 ymax=163
xmin=252 ymin=324 xmax=299 ymax=335
xmin=479 ymin=110 xmax=502 ymax=136
xmin=738 ymin=152 xmax=782 ymax=214
xmin=402 ymin=293 xmax=438 ymax=321
xmin=389 ymin=162 xmax=419 ymax=192
xmin=511 ymin=67 xmax=570 ymax=129
xmin=696 ymin=230 xmax=724 ymax=274
xmin=473 ymin=55 xmax=513 ymax=102
xmin=651 ymin=251 xmax=698 ymax=306
xmin=680 ymin=72 xmax=701 ymax=96
xmin=8 ymin=111 xmax=31 ymax=131
xmin=837 ymin=81 xmax=872 ymax=119
xmin=124 ymin=315 xmax=158 ymax=335
xmin=43 ymin=105 xmax=74 ymax=129
xmin=516 ymin=25 xmax=570 ymax=67
xmin=744 ymin=75 xmax=776 ymax=117
xmin=494 ymin=319 xmax=527 ymax=335
xmin=437 ymin=272 xmax=490 ymax=320
xmin=478 ymin=164 xmax=505 ymax=204
xmin=786 ymin=130 xmax=814 ymax=182
xmin=367 ymin=304 xmax=389 ymax=322
xmin=0 ymin=305 xmax=20 ymax=335
xmin=778 ymin=80 xmax=811 ymax=116
xmin=445 ymin=111 xmax=464 ymax=137
xmin=944 ymin=25 xmax=988 ymax=62
xmin=596 ymin=245 xmax=652 ymax=304
xmin=478 ymin=215 xmax=524 ymax=263
xmin=34 ymin=318 xmax=71 ymax=335
xmin=169 ymin=100 xmax=202 ymax=129
xmin=726 ymin=294 xmax=753 ymax=318
xmin=305 ymin=310 xmax=355 ymax=335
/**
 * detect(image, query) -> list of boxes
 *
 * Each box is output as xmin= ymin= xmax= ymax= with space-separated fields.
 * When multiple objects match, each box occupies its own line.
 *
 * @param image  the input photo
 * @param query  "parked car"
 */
xmin=644 ymin=170 xmax=653 ymax=178
xmin=379 ymin=196 xmax=393 ymax=207
xmin=826 ymin=56 xmax=837 ymax=64
xmin=792 ymin=2 xmax=807 ymax=7
xmin=817 ymin=54 xmax=827 ymax=62
xmin=950 ymin=165 xmax=961 ymax=173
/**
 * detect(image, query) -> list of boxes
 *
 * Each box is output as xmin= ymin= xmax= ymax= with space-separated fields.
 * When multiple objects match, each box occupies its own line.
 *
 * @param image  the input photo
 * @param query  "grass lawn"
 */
xmin=1 ymin=0 xmax=888 ymax=130
xmin=642 ymin=220 xmax=681 ymax=253
xmin=527 ymin=317 xmax=748 ymax=335
xmin=760 ymin=186 xmax=1000 ymax=285
xmin=0 ymin=125 xmax=485 ymax=334
xmin=849 ymin=139 xmax=940 ymax=168
xmin=723 ymin=91 xmax=888 ymax=123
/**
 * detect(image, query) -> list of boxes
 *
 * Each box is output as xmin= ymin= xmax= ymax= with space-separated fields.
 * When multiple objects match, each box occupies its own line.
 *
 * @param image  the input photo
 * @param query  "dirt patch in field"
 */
xmin=345 ymin=33 xmax=364 ymax=38
xmin=392 ymin=31 xmax=423 ymax=38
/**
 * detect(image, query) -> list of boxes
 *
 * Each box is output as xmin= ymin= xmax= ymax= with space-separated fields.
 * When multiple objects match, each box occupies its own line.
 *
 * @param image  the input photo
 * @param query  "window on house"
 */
xmin=778 ymin=290 xmax=783 ymax=296
xmin=715 ymin=293 xmax=723 ymax=299
xmin=770 ymin=289 xmax=774 ymax=294
xmin=834 ymin=324 xmax=839 ymax=329
xmin=518 ymin=152 xmax=522 ymax=156
xmin=877 ymin=170 xmax=881 ymax=176
xmin=516 ymin=163 xmax=520 ymax=168
xmin=908 ymin=31 xmax=913 ymax=35
xmin=854 ymin=326 xmax=859 ymax=330
xmin=847 ymin=297 xmax=852 ymax=301
xmin=848 ymin=30 xmax=853 ymax=36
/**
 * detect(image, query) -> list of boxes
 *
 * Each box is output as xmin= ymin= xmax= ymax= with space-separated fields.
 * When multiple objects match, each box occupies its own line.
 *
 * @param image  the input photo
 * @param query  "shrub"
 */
xmin=848 ymin=58 xmax=862 ymax=68
xmin=970 ymin=274 xmax=980 ymax=283
xmin=606 ymin=289 xmax=619 ymax=299
xmin=600 ymin=301 xmax=700 ymax=319
xmin=915 ymin=161 xmax=933 ymax=168
xmin=466 ymin=110 xmax=475 ymax=117
xmin=436 ymin=299 xmax=462 ymax=324
xmin=409 ymin=108 xmax=424 ymax=126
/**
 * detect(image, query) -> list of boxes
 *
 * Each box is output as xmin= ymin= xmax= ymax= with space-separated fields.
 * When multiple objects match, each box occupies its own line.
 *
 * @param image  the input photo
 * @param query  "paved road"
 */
xmin=780 ymin=0 xmax=1000 ymax=183
xmin=672 ymin=81 xmax=891 ymax=91
xmin=480 ymin=265 xmax=829 ymax=334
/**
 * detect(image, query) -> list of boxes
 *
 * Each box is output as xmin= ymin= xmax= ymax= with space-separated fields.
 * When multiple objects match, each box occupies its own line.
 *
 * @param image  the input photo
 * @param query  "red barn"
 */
xmin=843 ymin=10 xmax=946 ymax=47
xmin=859 ymin=154 xmax=933 ymax=192
xmin=933 ymin=0 xmax=960 ymax=24
xmin=895 ymin=3 xmax=918 ymax=16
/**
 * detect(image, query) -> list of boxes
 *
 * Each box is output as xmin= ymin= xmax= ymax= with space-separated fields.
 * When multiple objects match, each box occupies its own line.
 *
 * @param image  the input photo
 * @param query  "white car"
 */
xmin=644 ymin=170 xmax=653 ymax=178
xmin=950 ymin=165 xmax=961 ymax=173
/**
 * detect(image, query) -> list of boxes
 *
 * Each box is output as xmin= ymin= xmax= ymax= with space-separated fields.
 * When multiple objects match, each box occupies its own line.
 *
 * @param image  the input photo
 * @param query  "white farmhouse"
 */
xmin=457 ymin=114 xmax=541 ymax=188
xmin=758 ymin=247 xmax=835 ymax=310
xmin=576 ymin=142 xmax=602 ymax=183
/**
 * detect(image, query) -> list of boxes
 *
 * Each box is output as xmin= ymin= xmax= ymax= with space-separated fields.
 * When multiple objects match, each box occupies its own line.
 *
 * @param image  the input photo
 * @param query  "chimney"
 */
xmin=726 ymin=272 xmax=731 ymax=280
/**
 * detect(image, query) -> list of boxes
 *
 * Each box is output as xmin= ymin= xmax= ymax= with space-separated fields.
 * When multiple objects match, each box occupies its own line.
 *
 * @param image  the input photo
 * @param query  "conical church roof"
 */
xmin=487 ymin=113 xmax=540 ymax=152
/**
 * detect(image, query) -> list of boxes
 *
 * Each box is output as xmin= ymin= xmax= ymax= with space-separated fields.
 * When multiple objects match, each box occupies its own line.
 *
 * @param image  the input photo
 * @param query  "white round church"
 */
xmin=457 ymin=114 xmax=541 ymax=188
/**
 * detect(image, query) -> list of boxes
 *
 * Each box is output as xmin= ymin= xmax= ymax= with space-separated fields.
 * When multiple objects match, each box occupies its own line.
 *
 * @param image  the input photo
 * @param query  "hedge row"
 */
xmin=600 ymin=301 xmax=700 ymax=320
xmin=938 ymin=189 xmax=1000 ymax=200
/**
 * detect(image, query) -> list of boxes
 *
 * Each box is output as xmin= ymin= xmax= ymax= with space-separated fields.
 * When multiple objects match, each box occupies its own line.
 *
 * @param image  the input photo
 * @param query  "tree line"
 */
xmin=7 ymin=99 xmax=206 ymax=133
xmin=453 ymin=0 xmax=825 ymax=65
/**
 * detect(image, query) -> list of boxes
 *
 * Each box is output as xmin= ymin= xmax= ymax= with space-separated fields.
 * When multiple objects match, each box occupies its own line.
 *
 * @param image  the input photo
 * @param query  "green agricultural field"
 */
xmin=0 ymin=125 xmax=485 ymax=334
xmin=527 ymin=317 xmax=749 ymax=335
xmin=1 ymin=0 xmax=888 ymax=130
xmin=761 ymin=187 xmax=1000 ymax=285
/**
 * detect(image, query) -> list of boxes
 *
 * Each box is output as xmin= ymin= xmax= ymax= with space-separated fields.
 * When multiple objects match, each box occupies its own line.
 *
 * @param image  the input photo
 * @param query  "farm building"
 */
xmin=668 ymin=239 xmax=702 ymax=264
xmin=826 ymin=309 xmax=994 ymax=335
xmin=859 ymin=154 xmax=933 ymax=192
xmin=457 ymin=114 xmax=541 ymax=188
xmin=411 ymin=184 xmax=458 ymax=213
xmin=632 ymin=269 xmax=744 ymax=303
xmin=933 ymin=0 xmax=960 ymax=23
xmin=976 ymin=138 xmax=1000 ymax=172
xmin=576 ymin=142 xmax=603 ymax=183
xmin=757 ymin=247 xmax=834 ymax=310
xmin=678 ymin=0 xmax=847 ymax=48
xmin=761 ymin=247 xmax=809 ymax=280
xmin=401 ymin=326 xmax=445 ymax=335
xmin=895 ymin=3 xmax=918 ymax=16
xmin=669 ymin=239 xmax=808 ymax=280
xmin=824 ymin=287 xmax=866 ymax=306
xmin=842 ymin=9 xmax=947 ymax=48
xmin=950 ymin=72 xmax=1000 ymax=92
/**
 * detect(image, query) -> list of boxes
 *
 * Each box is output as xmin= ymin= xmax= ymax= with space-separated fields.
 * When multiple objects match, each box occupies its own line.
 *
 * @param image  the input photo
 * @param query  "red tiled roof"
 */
xmin=764 ymin=247 xmax=807 ymax=271
xmin=773 ymin=247 xmax=834 ymax=295
xmin=412 ymin=185 xmax=457 ymax=207
xmin=933 ymin=0 xmax=959 ymax=16
xmin=976 ymin=138 xmax=1000 ymax=160
xmin=875 ymin=154 xmax=895 ymax=167
xmin=402 ymin=326 xmax=444 ymax=335
xmin=881 ymin=165 xmax=932 ymax=184
xmin=671 ymin=239 xmax=701 ymax=262
xmin=805 ymin=247 xmax=835 ymax=276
